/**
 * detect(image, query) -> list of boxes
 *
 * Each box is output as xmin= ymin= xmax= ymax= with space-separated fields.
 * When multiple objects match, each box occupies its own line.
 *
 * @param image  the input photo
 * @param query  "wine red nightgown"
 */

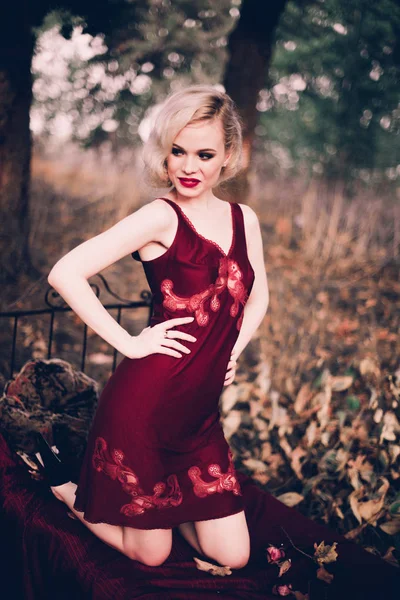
xmin=73 ymin=197 xmax=255 ymax=529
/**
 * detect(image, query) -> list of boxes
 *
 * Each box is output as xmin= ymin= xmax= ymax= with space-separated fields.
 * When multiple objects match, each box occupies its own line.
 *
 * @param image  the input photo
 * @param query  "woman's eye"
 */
xmin=172 ymin=148 xmax=183 ymax=156
xmin=199 ymin=153 xmax=214 ymax=160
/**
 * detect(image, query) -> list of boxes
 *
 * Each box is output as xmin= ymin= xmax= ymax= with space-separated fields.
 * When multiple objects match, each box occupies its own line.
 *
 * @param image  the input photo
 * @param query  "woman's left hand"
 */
xmin=224 ymin=348 xmax=239 ymax=386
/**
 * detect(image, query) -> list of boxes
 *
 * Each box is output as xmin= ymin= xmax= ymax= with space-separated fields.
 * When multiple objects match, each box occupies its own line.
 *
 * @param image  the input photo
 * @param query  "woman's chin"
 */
xmin=174 ymin=183 xmax=204 ymax=197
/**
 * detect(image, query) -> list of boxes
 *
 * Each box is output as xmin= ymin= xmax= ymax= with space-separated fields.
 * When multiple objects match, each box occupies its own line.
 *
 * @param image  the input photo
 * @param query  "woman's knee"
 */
xmin=203 ymin=545 xmax=250 ymax=569
xmin=195 ymin=512 xmax=251 ymax=569
xmin=198 ymin=528 xmax=251 ymax=569
xmin=122 ymin=529 xmax=172 ymax=566
xmin=135 ymin=544 xmax=172 ymax=566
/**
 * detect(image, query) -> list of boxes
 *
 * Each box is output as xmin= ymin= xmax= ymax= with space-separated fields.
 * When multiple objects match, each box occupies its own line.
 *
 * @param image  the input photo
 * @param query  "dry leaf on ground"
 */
xmin=193 ymin=557 xmax=232 ymax=576
xmin=313 ymin=541 xmax=338 ymax=564
xmin=316 ymin=565 xmax=334 ymax=584
xmin=277 ymin=492 xmax=304 ymax=507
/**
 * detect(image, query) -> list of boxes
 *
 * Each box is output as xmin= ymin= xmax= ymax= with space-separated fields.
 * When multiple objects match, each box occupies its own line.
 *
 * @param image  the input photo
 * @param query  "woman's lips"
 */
xmin=178 ymin=177 xmax=201 ymax=188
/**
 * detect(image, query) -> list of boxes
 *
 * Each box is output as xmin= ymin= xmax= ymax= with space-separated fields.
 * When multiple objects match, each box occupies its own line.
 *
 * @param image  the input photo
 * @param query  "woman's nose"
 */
xmin=182 ymin=156 xmax=197 ymax=174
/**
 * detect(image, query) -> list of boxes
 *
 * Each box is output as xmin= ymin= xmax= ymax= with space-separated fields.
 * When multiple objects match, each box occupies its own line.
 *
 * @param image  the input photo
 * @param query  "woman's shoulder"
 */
xmin=132 ymin=197 xmax=177 ymax=221
xmin=237 ymin=202 xmax=259 ymax=228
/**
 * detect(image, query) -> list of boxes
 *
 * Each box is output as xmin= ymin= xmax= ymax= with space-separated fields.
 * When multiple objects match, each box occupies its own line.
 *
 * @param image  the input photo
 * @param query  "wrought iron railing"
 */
xmin=1 ymin=273 xmax=153 ymax=380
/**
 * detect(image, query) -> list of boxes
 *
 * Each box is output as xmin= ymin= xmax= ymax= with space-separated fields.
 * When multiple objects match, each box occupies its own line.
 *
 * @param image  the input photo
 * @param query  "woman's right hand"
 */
xmin=125 ymin=316 xmax=197 ymax=359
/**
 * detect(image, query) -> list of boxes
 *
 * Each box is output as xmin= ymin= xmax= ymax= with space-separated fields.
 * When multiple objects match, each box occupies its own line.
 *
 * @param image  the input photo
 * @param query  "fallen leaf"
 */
xmin=359 ymin=357 xmax=380 ymax=378
xmin=380 ymin=412 xmax=400 ymax=443
xmin=253 ymin=471 xmax=271 ymax=485
xmin=364 ymin=546 xmax=380 ymax=556
xmin=290 ymin=446 xmax=307 ymax=480
xmin=278 ymin=559 xmax=292 ymax=577
xmin=193 ymin=557 xmax=232 ymax=576
xmin=279 ymin=436 xmax=293 ymax=458
xmin=347 ymin=455 xmax=374 ymax=490
xmin=316 ymin=565 xmax=334 ymax=584
xmin=382 ymin=546 xmax=399 ymax=568
xmin=349 ymin=489 xmax=363 ymax=524
xmin=222 ymin=410 xmax=242 ymax=440
xmin=388 ymin=444 xmax=400 ymax=464
xmin=294 ymin=383 xmax=313 ymax=414
xmin=269 ymin=393 xmax=290 ymax=430
xmin=277 ymin=492 xmax=304 ymax=507
xmin=242 ymin=458 xmax=269 ymax=473
xmin=379 ymin=518 xmax=400 ymax=535
xmin=349 ymin=478 xmax=390 ymax=525
xmin=304 ymin=421 xmax=319 ymax=447
xmin=331 ymin=375 xmax=354 ymax=391
xmin=313 ymin=541 xmax=338 ymax=564
xmin=389 ymin=495 xmax=400 ymax=516
xmin=344 ymin=523 xmax=364 ymax=540
xmin=293 ymin=592 xmax=309 ymax=600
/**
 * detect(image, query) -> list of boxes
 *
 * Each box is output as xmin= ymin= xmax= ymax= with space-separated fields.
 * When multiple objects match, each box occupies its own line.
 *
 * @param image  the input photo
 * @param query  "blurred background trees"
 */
xmin=30 ymin=0 xmax=400 ymax=183
xmin=2 ymin=0 xmax=399 ymax=287
xmin=257 ymin=0 xmax=400 ymax=192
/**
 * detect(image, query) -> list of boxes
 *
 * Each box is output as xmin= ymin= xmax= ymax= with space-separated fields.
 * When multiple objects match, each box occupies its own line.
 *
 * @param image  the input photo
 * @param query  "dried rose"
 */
xmin=272 ymin=583 xmax=293 ymax=596
xmin=267 ymin=545 xmax=286 ymax=563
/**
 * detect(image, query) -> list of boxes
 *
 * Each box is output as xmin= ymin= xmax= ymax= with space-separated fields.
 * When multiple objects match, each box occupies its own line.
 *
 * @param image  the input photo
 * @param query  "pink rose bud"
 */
xmin=267 ymin=546 xmax=286 ymax=563
xmin=273 ymin=583 xmax=293 ymax=596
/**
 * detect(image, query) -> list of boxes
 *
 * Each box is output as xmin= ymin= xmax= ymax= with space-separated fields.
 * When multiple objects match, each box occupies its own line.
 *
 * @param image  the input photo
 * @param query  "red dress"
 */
xmin=73 ymin=197 xmax=255 ymax=529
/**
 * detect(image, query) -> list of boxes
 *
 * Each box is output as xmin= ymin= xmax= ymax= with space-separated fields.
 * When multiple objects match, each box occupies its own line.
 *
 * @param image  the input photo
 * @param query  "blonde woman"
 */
xmin=36 ymin=85 xmax=269 ymax=569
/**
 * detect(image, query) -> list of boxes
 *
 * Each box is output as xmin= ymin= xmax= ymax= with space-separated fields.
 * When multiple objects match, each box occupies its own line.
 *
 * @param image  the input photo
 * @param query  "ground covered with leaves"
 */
xmin=219 ymin=188 xmax=400 ymax=569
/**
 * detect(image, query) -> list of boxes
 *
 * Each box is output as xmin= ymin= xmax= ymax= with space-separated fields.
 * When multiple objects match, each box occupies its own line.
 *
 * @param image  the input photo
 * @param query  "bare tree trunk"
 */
xmin=0 ymin=11 xmax=39 ymax=294
xmin=220 ymin=0 xmax=287 ymax=200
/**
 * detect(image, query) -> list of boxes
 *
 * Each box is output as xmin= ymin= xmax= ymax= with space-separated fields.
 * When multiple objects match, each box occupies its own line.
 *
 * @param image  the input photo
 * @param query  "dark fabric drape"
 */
xmin=0 ymin=433 xmax=398 ymax=599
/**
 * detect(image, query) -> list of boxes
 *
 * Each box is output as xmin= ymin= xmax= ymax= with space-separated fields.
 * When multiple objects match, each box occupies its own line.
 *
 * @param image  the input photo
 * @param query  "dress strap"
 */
xmin=158 ymin=197 xmax=179 ymax=211
xmin=231 ymin=202 xmax=249 ymax=259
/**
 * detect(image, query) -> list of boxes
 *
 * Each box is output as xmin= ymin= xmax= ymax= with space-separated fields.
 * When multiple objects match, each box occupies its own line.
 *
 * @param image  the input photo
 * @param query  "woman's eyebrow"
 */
xmin=172 ymin=143 xmax=216 ymax=152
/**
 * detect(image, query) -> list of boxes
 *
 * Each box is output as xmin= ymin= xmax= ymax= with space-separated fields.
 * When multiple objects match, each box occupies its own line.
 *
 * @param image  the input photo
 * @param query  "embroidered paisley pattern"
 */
xmin=188 ymin=449 xmax=242 ymax=498
xmin=92 ymin=437 xmax=183 ymax=516
xmin=161 ymin=256 xmax=249 ymax=330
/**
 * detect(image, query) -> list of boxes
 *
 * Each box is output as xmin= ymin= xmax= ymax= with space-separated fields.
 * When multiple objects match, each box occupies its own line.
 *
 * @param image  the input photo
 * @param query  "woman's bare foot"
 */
xmin=50 ymin=482 xmax=71 ymax=502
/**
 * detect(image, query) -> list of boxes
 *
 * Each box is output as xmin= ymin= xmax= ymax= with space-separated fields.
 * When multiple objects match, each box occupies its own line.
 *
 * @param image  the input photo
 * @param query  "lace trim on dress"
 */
xmin=92 ymin=439 xmax=242 ymax=518
xmin=188 ymin=449 xmax=242 ymax=498
xmin=92 ymin=437 xmax=183 ymax=516
xmin=161 ymin=256 xmax=249 ymax=329
xmin=160 ymin=198 xmax=236 ymax=258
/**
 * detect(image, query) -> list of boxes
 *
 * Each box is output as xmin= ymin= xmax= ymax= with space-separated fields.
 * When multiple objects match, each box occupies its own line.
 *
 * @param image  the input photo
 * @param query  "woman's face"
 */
xmin=166 ymin=118 xmax=229 ymax=198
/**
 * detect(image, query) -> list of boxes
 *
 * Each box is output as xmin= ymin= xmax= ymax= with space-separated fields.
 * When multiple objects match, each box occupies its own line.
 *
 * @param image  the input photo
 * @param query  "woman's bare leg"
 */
xmin=50 ymin=482 xmax=172 ymax=565
xmin=51 ymin=482 xmax=127 ymax=552
xmin=52 ymin=484 xmax=202 ymax=557
xmin=177 ymin=521 xmax=203 ymax=554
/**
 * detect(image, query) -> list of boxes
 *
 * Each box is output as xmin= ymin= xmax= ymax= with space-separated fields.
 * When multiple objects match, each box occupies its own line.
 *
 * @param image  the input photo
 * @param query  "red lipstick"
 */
xmin=178 ymin=178 xmax=200 ymax=188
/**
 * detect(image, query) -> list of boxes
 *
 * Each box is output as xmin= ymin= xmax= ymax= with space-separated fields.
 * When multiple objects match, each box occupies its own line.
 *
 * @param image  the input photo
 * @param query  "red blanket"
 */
xmin=0 ymin=433 xmax=397 ymax=599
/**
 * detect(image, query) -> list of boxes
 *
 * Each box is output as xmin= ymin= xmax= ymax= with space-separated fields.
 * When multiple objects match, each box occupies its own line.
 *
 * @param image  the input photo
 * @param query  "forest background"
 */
xmin=0 ymin=0 xmax=399 ymax=566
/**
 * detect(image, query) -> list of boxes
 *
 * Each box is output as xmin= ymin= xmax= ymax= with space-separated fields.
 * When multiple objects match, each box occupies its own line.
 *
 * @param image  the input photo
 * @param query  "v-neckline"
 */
xmin=161 ymin=197 xmax=236 ymax=258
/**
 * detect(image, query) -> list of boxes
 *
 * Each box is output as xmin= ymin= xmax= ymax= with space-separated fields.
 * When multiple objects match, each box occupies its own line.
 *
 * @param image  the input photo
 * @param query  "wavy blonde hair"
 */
xmin=142 ymin=85 xmax=243 ymax=187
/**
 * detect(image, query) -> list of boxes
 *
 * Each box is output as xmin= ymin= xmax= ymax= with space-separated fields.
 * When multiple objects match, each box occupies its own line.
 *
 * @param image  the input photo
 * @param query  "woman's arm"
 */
xmin=231 ymin=204 xmax=269 ymax=358
xmin=47 ymin=199 xmax=175 ymax=357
